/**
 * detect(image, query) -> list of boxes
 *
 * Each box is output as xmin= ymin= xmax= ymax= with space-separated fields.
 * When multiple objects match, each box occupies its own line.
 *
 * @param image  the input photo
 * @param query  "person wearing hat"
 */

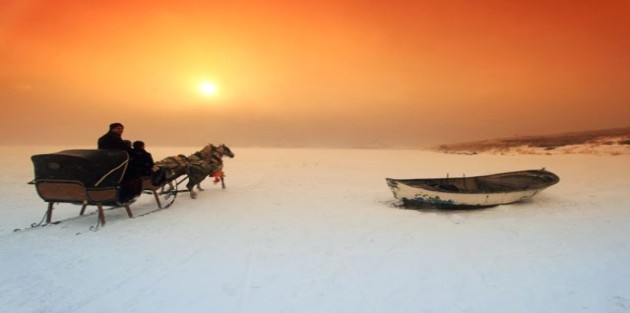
xmin=97 ymin=122 xmax=131 ymax=151
xmin=97 ymin=122 xmax=142 ymax=201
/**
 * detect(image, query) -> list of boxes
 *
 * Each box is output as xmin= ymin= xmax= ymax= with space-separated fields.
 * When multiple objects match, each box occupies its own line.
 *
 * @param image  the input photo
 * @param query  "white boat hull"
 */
xmin=388 ymin=181 xmax=544 ymax=206
xmin=386 ymin=169 xmax=559 ymax=207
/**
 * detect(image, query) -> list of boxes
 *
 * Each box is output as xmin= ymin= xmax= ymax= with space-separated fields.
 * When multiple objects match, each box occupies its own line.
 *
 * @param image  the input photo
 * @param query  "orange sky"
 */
xmin=1 ymin=0 xmax=629 ymax=147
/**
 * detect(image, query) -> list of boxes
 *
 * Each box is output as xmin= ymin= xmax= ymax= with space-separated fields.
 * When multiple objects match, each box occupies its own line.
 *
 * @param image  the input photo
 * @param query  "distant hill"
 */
xmin=435 ymin=127 xmax=630 ymax=155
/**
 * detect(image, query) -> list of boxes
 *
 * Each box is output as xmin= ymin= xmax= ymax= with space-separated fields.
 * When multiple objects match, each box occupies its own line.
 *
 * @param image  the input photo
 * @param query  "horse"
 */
xmin=152 ymin=144 xmax=234 ymax=199
xmin=186 ymin=144 xmax=235 ymax=198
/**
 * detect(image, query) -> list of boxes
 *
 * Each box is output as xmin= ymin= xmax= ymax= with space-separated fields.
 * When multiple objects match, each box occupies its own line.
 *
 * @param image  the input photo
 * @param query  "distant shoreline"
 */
xmin=434 ymin=127 xmax=630 ymax=156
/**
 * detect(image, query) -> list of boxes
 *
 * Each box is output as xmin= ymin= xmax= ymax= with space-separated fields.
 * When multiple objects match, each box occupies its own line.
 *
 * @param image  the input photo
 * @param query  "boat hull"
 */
xmin=386 ymin=169 xmax=559 ymax=207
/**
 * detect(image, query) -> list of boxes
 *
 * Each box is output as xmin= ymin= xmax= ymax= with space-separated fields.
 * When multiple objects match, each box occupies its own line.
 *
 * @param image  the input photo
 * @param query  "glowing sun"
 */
xmin=199 ymin=81 xmax=218 ymax=95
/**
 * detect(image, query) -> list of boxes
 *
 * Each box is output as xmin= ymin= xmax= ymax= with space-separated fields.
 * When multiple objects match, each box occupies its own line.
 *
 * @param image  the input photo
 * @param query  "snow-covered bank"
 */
xmin=1 ymin=146 xmax=629 ymax=313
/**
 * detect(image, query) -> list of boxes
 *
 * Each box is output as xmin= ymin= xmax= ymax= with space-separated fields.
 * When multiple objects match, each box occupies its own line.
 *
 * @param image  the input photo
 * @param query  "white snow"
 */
xmin=1 ymin=145 xmax=629 ymax=313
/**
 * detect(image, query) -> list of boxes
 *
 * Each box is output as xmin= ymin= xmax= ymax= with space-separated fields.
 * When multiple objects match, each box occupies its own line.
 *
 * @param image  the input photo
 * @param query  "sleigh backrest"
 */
xmin=31 ymin=149 xmax=129 ymax=188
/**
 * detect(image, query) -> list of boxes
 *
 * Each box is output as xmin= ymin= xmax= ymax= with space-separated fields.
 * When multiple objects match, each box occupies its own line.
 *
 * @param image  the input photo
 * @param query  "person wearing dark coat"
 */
xmin=97 ymin=122 xmax=131 ymax=151
xmin=129 ymin=141 xmax=155 ymax=177
xmin=97 ymin=122 xmax=140 ymax=202
xmin=130 ymin=140 xmax=167 ymax=186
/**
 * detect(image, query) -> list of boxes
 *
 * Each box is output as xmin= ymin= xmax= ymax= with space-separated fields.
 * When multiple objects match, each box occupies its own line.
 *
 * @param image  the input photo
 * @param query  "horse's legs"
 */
xmin=186 ymin=180 xmax=198 ymax=199
xmin=189 ymin=188 xmax=197 ymax=199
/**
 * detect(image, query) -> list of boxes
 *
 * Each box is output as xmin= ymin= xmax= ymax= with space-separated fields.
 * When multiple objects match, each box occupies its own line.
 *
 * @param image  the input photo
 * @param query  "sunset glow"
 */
xmin=199 ymin=82 xmax=218 ymax=96
xmin=0 ymin=0 xmax=628 ymax=147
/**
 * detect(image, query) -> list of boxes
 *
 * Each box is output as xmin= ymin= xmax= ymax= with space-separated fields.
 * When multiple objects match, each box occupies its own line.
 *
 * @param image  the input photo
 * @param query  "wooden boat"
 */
xmin=386 ymin=169 xmax=559 ymax=207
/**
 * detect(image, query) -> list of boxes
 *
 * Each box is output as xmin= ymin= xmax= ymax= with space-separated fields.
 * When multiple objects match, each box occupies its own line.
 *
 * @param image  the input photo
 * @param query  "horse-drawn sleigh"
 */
xmin=28 ymin=144 xmax=234 ymax=230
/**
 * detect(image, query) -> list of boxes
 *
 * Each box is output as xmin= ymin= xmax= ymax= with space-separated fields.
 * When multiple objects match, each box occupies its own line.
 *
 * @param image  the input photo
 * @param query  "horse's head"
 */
xmin=217 ymin=144 xmax=235 ymax=158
